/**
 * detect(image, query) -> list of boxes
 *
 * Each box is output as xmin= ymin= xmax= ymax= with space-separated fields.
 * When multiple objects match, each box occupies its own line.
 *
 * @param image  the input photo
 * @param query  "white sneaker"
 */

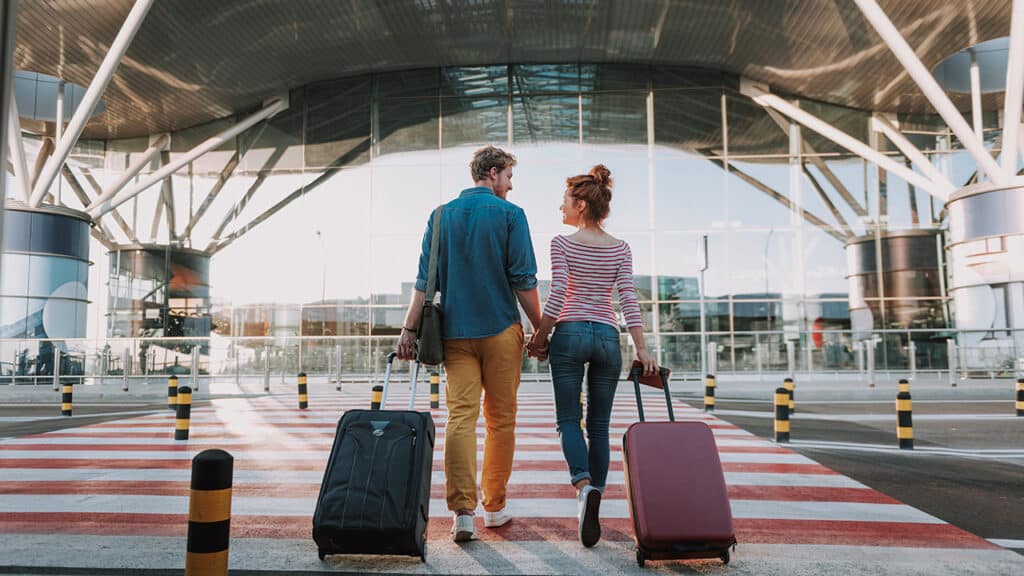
xmin=578 ymin=485 xmax=602 ymax=547
xmin=451 ymin=513 xmax=476 ymax=543
xmin=483 ymin=507 xmax=513 ymax=528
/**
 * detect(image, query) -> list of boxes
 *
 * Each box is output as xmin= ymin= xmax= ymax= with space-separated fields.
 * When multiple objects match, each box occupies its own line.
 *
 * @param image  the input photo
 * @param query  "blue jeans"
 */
xmin=548 ymin=321 xmax=622 ymax=489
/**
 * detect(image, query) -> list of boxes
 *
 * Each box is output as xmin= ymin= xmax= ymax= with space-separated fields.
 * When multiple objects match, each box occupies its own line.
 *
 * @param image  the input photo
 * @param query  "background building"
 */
xmin=1 ymin=1 xmax=1021 ymax=378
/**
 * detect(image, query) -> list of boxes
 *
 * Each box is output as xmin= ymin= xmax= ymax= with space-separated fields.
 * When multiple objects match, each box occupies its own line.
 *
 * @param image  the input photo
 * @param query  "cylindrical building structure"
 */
xmin=107 ymin=245 xmax=212 ymax=340
xmin=1 ymin=201 xmax=91 ymax=378
xmin=846 ymin=230 xmax=947 ymax=331
xmin=946 ymin=182 xmax=1024 ymax=354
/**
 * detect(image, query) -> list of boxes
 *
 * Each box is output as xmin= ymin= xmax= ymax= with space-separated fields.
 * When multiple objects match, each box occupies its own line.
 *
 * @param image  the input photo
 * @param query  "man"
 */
xmin=396 ymin=145 xmax=542 ymax=543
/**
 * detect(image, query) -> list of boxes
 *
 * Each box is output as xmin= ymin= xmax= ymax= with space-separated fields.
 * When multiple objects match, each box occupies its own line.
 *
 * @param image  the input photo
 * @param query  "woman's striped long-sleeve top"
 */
xmin=541 ymin=235 xmax=644 ymax=329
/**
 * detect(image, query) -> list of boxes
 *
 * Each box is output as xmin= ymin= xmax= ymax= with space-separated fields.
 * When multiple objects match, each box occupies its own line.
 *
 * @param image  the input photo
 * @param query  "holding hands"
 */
xmin=526 ymin=330 xmax=550 ymax=361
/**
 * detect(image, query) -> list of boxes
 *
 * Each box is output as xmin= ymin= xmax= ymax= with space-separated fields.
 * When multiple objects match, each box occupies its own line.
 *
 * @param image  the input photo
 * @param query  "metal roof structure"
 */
xmin=13 ymin=0 xmax=1013 ymax=140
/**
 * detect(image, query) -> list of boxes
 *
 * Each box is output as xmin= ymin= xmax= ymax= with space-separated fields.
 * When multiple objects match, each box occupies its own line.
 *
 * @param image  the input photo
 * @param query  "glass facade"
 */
xmin=0 ymin=204 xmax=91 ymax=378
xmin=25 ymin=64 xmax=972 ymax=375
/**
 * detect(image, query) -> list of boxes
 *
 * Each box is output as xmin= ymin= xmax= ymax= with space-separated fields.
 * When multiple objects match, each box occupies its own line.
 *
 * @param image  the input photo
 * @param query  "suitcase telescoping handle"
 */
xmin=382 ymin=352 xmax=421 ymax=411
xmin=629 ymin=366 xmax=674 ymax=422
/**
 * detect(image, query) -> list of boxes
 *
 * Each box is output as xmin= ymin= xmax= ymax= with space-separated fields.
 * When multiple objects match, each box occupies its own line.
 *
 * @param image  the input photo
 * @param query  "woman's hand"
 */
xmin=636 ymin=348 xmax=656 ymax=376
xmin=527 ymin=331 xmax=550 ymax=361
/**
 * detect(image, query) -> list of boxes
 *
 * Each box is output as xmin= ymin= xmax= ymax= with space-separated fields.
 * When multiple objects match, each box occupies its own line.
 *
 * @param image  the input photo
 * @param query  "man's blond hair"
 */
xmin=470 ymin=146 xmax=517 ymax=182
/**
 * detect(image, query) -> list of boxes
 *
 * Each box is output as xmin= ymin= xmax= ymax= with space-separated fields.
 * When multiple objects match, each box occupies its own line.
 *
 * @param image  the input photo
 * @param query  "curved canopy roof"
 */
xmin=14 ymin=0 xmax=1012 ymax=139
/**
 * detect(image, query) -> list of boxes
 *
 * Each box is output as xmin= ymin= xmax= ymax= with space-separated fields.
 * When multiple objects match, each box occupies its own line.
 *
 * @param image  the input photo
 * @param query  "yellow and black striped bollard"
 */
xmin=297 ymin=372 xmax=308 ymax=410
xmin=1015 ymin=378 xmax=1023 ymax=417
xmin=774 ymin=387 xmax=790 ymax=443
xmin=898 ymin=378 xmax=910 ymax=394
xmin=61 ymin=381 xmax=73 ymax=417
xmin=897 ymin=389 xmax=913 ymax=449
xmin=784 ymin=377 xmax=795 ymax=415
xmin=168 ymin=375 xmax=179 ymax=410
xmin=185 ymin=448 xmax=233 ymax=576
xmin=175 ymin=386 xmax=192 ymax=441
xmin=704 ymin=374 xmax=716 ymax=412
xmin=371 ymin=385 xmax=383 ymax=410
xmin=430 ymin=371 xmax=440 ymax=409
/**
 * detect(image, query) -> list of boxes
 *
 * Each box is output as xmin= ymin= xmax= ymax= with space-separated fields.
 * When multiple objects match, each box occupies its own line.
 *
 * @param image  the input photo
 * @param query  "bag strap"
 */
xmin=424 ymin=205 xmax=444 ymax=304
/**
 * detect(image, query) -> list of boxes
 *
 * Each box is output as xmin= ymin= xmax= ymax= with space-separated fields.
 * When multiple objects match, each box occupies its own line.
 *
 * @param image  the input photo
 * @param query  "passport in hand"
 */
xmin=630 ymin=360 xmax=670 ymax=389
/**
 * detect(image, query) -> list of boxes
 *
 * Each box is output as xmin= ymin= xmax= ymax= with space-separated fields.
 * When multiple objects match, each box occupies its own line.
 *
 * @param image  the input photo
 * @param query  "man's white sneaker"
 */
xmin=483 ymin=507 xmax=513 ymax=528
xmin=578 ymin=485 xmax=602 ymax=547
xmin=451 ymin=513 xmax=476 ymax=543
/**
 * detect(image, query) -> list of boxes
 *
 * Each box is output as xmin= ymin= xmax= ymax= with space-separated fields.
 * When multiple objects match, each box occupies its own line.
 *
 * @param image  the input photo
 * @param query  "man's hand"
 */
xmin=396 ymin=328 xmax=417 ymax=361
xmin=526 ymin=331 xmax=549 ymax=361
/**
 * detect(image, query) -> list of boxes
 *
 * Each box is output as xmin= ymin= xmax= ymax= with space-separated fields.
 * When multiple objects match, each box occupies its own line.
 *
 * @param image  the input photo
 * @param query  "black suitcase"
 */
xmin=313 ymin=352 xmax=435 ymax=561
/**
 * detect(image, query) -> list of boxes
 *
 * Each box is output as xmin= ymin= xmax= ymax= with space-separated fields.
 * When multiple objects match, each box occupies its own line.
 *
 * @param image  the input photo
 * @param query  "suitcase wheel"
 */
xmin=636 ymin=549 xmax=645 ymax=567
xmin=318 ymin=549 xmax=326 ymax=561
xmin=720 ymin=549 xmax=730 ymax=565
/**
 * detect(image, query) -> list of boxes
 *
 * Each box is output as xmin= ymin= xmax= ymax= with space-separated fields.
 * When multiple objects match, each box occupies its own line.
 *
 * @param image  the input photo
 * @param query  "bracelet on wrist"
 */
xmin=402 ymin=326 xmax=417 ymax=333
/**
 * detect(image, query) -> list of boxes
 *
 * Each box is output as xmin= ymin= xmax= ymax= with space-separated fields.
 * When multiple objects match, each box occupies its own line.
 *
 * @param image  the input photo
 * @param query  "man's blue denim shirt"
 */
xmin=415 ymin=187 xmax=538 ymax=340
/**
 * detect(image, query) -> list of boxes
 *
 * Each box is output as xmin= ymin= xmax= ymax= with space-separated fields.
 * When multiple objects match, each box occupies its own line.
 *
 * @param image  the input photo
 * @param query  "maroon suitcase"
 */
xmin=622 ymin=366 xmax=736 ymax=567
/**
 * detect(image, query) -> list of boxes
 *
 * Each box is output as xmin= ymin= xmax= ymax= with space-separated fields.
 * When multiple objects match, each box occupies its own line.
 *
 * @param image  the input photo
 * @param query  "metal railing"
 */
xmin=1 ymin=329 xmax=1021 ymax=386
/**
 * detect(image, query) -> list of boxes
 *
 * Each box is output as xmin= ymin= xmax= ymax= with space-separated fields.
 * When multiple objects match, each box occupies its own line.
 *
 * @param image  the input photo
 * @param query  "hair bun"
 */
xmin=589 ymin=164 xmax=611 ymax=189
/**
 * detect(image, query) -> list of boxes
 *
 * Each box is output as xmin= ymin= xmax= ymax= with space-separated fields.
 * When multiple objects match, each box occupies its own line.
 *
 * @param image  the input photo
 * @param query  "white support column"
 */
xmin=54 ymin=80 xmax=64 ymax=146
xmin=852 ymin=0 xmax=1005 ymax=185
xmin=55 ymin=79 xmax=64 ymax=203
xmin=6 ymin=91 xmax=31 ymax=202
xmin=88 ymin=133 xmax=169 ymax=209
xmin=969 ymin=49 xmax=984 ymax=139
xmin=1001 ymin=0 xmax=1024 ymax=177
xmin=29 ymin=0 xmax=156 ymax=207
xmin=89 ymin=97 xmax=287 ymax=219
xmin=741 ymin=79 xmax=950 ymax=200
xmin=870 ymin=113 xmax=956 ymax=198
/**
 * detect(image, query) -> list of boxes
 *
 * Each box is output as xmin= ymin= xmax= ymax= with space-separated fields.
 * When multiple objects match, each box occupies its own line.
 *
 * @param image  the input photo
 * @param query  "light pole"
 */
xmin=315 ymin=230 xmax=327 ymax=336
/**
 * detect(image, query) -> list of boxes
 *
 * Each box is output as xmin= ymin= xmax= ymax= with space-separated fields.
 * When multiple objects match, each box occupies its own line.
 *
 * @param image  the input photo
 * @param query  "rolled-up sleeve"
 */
xmin=414 ymin=209 xmax=435 ymax=292
xmin=506 ymin=208 xmax=538 ymax=290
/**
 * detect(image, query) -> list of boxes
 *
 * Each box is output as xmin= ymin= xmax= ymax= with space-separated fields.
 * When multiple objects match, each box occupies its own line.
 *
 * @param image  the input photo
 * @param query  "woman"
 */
xmin=527 ymin=164 xmax=656 ymax=548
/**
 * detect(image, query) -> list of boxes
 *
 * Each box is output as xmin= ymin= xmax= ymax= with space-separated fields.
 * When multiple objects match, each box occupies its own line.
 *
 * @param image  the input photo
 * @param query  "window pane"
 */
xmin=654 ymin=156 xmax=727 ymax=230
xmin=378 ymin=98 xmax=438 ymax=156
xmin=442 ymin=66 xmax=508 ymax=97
xmin=582 ymin=92 xmax=646 ymax=145
xmin=442 ymin=97 xmax=508 ymax=148
xmin=513 ymin=95 xmax=578 ymax=144
xmin=0 ymin=254 xmax=29 ymax=296
xmin=654 ymin=88 xmax=723 ymax=153
xmin=304 ymin=77 xmax=371 ymax=168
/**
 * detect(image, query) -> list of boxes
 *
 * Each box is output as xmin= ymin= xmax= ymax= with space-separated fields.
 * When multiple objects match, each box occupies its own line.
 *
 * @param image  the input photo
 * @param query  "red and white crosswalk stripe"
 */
xmin=0 ymin=390 xmax=999 ymax=553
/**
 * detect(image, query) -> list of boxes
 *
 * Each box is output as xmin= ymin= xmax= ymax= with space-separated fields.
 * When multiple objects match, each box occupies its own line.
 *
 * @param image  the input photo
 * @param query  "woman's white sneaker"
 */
xmin=577 ymin=485 xmax=602 ymax=547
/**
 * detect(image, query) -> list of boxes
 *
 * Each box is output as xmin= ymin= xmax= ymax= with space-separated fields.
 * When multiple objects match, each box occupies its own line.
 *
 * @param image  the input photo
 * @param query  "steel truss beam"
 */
xmin=182 ymin=149 xmax=240 ymax=239
xmin=852 ymin=0 xmax=1005 ymax=185
xmin=58 ymin=167 xmax=117 ymax=249
xmin=701 ymin=151 xmax=850 ymax=243
xmin=870 ymin=113 xmax=955 ymax=197
xmin=207 ymin=145 xmax=286 ymax=244
xmin=88 ymin=97 xmax=287 ymax=220
xmin=210 ymin=139 xmax=369 ymax=254
xmin=6 ymin=90 xmax=30 ymax=202
xmin=88 ymin=134 xmax=169 ymax=210
xmin=30 ymin=136 xmax=53 ymax=191
xmin=79 ymin=168 xmax=138 ymax=243
xmin=801 ymin=164 xmax=852 ymax=232
xmin=742 ymin=78 xmax=951 ymax=201
xmin=763 ymin=108 xmax=870 ymax=219
xmin=159 ymin=150 xmax=175 ymax=241
xmin=1002 ymin=0 xmax=1024 ymax=178
xmin=29 ymin=0 xmax=155 ymax=207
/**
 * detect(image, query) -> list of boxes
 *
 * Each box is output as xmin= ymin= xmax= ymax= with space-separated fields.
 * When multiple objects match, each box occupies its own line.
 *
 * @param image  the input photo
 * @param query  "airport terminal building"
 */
xmin=1 ymin=0 xmax=1022 ymax=379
